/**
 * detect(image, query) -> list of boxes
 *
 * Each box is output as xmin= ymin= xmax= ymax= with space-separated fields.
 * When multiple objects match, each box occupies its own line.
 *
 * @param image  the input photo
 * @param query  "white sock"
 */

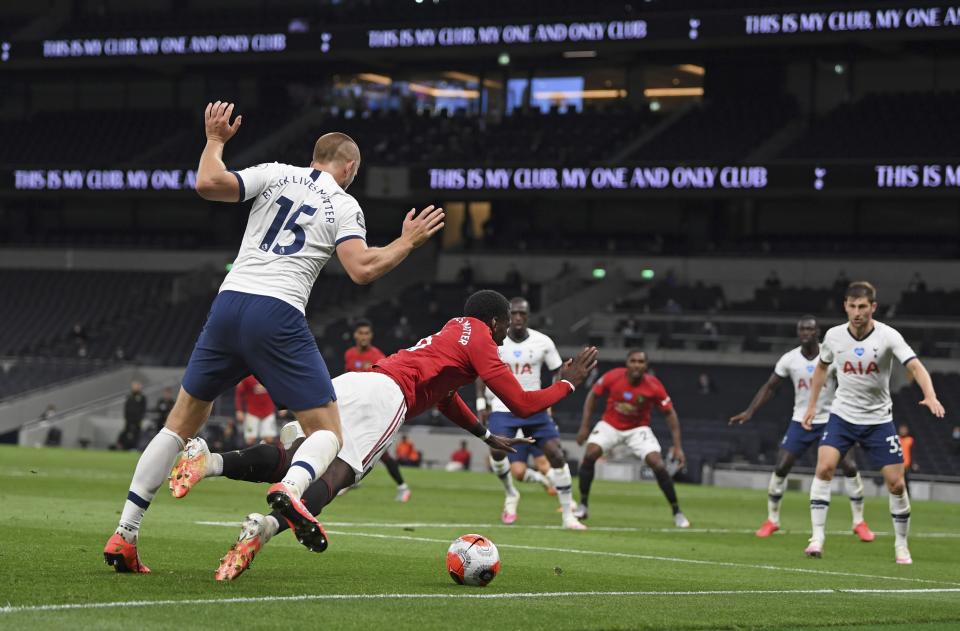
xmin=116 ymin=427 xmax=185 ymax=544
xmin=548 ymin=464 xmax=574 ymax=521
xmin=397 ymin=482 xmax=409 ymax=491
xmin=522 ymin=468 xmax=549 ymax=487
xmin=262 ymin=514 xmax=280 ymax=543
xmin=767 ymin=473 xmax=787 ymax=525
xmin=280 ymin=429 xmax=341 ymax=497
xmin=490 ymin=456 xmax=518 ymax=497
xmin=206 ymin=452 xmax=224 ymax=477
xmin=809 ymin=477 xmax=832 ymax=544
xmin=844 ymin=473 xmax=865 ymax=526
xmin=889 ymin=490 xmax=911 ymax=547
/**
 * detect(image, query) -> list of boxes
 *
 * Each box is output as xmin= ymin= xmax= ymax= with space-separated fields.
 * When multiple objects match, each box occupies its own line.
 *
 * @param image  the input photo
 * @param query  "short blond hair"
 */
xmin=312 ymin=132 xmax=360 ymax=164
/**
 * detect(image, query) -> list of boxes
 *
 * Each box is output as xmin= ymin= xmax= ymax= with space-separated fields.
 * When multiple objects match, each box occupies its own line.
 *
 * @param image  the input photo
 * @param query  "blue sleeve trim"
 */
xmin=902 ymin=356 xmax=917 ymax=366
xmin=335 ymin=234 xmax=366 ymax=245
xmin=229 ymin=170 xmax=245 ymax=202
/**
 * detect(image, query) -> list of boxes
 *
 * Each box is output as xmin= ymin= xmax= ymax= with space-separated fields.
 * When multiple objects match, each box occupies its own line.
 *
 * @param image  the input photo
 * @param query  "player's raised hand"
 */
xmin=484 ymin=432 xmax=534 ymax=454
xmin=729 ymin=410 xmax=752 ymax=426
xmin=401 ymin=205 xmax=445 ymax=248
xmin=919 ymin=396 xmax=945 ymax=418
xmin=559 ymin=346 xmax=599 ymax=388
xmin=205 ymin=101 xmax=242 ymax=143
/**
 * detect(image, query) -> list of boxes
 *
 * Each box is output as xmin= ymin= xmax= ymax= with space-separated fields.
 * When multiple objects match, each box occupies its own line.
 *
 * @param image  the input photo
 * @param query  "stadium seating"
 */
xmin=628 ymin=95 xmax=798 ymax=162
xmin=782 ymin=91 xmax=960 ymax=160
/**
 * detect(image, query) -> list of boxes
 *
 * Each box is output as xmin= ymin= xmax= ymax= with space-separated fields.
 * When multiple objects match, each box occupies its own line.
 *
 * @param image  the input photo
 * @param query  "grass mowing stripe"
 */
xmin=320 ymin=529 xmax=960 ymax=587
xmin=4 ymin=588 xmax=960 ymax=615
xmin=194 ymin=521 xmax=960 ymax=538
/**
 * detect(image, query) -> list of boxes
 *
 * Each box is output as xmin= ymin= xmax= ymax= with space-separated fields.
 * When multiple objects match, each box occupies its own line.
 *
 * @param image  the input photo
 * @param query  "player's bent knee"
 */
xmin=887 ymin=478 xmax=906 ymax=494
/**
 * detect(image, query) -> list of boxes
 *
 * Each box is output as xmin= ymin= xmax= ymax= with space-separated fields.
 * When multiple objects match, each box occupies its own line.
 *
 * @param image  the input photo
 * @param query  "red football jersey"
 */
xmin=592 ymin=367 xmax=673 ymax=430
xmin=235 ymin=375 xmax=276 ymax=418
xmin=374 ymin=317 xmax=572 ymax=419
xmin=344 ymin=345 xmax=386 ymax=373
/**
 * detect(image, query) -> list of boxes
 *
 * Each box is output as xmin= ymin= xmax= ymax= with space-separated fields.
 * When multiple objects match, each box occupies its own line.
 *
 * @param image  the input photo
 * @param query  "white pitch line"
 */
xmin=193 ymin=522 xmax=960 ymax=587
xmin=193 ymin=520 xmax=960 ymax=539
xmin=3 ymin=588 xmax=960 ymax=615
xmin=323 ymin=530 xmax=960 ymax=587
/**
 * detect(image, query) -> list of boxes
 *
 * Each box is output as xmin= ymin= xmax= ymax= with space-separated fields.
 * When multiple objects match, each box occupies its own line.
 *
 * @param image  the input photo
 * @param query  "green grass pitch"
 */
xmin=1 ymin=445 xmax=958 ymax=630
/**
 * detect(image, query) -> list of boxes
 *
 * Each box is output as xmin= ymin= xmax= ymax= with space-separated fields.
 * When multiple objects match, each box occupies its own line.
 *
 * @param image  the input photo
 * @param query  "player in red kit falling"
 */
xmin=234 ymin=375 xmax=277 ymax=446
xmin=575 ymin=350 xmax=690 ymax=527
xmin=343 ymin=319 xmax=411 ymax=502
xmin=168 ymin=290 xmax=598 ymax=580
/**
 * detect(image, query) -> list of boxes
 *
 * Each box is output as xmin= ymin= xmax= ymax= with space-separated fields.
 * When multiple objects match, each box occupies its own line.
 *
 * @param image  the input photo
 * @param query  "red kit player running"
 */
xmin=168 ymin=290 xmax=598 ymax=580
xmin=234 ymin=375 xmax=277 ymax=446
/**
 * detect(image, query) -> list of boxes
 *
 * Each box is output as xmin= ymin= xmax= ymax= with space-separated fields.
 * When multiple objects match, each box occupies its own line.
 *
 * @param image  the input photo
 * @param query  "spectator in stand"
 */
xmin=234 ymin=375 xmax=277 ymax=446
xmin=898 ymin=424 xmax=916 ymax=494
xmin=155 ymin=387 xmax=176 ymax=425
xmin=396 ymin=434 xmax=422 ymax=467
xmin=952 ymin=426 xmax=960 ymax=454
xmin=72 ymin=322 xmax=87 ymax=346
xmin=446 ymin=440 xmax=472 ymax=471
xmin=764 ymin=270 xmax=782 ymax=290
xmin=907 ymin=272 xmax=927 ymax=293
xmin=40 ymin=404 xmax=57 ymax=420
xmin=665 ymin=298 xmax=682 ymax=315
xmin=698 ymin=372 xmax=715 ymax=395
xmin=457 ymin=259 xmax=475 ymax=285
xmin=833 ymin=270 xmax=850 ymax=293
xmin=116 ymin=381 xmax=147 ymax=450
xmin=505 ymin=263 xmax=522 ymax=288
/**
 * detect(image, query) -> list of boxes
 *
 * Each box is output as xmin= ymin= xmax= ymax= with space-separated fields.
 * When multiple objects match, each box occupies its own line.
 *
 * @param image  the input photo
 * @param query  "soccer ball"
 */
xmin=446 ymin=534 xmax=500 ymax=586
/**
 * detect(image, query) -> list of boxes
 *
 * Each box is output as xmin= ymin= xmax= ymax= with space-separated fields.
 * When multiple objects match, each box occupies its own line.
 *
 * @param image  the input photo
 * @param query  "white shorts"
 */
xmin=587 ymin=420 xmax=661 ymax=460
xmin=243 ymin=413 xmax=277 ymax=442
xmin=277 ymin=372 xmax=407 ymax=482
xmin=332 ymin=372 xmax=408 ymax=482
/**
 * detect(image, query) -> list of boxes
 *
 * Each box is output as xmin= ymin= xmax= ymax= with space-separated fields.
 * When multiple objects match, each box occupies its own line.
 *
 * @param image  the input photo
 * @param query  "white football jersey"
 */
xmin=489 ymin=328 xmax=563 ymax=414
xmin=819 ymin=320 xmax=917 ymax=425
xmin=219 ymin=163 xmax=366 ymax=313
xmin=774 ymin=346 xmax=837 ymax=424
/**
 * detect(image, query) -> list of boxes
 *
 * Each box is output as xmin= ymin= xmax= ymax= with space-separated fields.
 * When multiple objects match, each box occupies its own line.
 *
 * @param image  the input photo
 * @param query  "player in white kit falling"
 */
xmin=731 ymin=316 xmax=874 ymax=541
xmin=104 ymin=101 xmax=444 ymax=573
xmin=803 ymin=282 xmax=945 ymax=563
xmin=477 ymin=297 xmax=585 ymax=529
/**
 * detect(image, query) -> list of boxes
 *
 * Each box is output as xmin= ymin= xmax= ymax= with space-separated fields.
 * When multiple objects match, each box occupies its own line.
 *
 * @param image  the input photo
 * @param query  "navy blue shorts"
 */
xmin=819 ymin=414 xmax=903 ymax=469
xmin=181 ymin=291 xmax=335 ymax=410
xmin=780 ymin=421 xmax=824 ymax=457
xmin=488 ymin=411 xmax=559 ymax=463
xmin=507 ymin=441 xmax=545 ymax=464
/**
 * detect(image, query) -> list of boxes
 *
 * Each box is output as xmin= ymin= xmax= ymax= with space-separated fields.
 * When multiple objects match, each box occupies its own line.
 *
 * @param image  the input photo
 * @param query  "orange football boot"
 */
xmin=266 ymin=482 xmax=329 ymax=552
xmin=103 ymin=532 xmax=151 ymax=573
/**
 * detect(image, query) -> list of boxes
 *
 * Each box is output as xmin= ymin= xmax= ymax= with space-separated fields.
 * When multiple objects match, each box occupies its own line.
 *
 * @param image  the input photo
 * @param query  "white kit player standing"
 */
xmin=104 ymin=101 xmax=444 ymax=573
xmin=476 ymin=297 xmax=583 ymax=529
xmin=731 ymin=316 xmax=874 ymax=541
xmin=802 ymin=282 xmax=945 ymax=563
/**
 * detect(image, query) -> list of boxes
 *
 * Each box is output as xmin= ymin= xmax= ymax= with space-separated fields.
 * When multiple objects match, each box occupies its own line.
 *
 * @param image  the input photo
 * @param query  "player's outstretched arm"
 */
xmin=436 ymin=392 xmax=532 ymax=454
xmin=484 ymin=347 xmax=598 ymax=419
xmin=576 ymin=389 xmax=598 ymax=446
xmin=729 ymin=373 xmax=782 ymax=425
xmin=664 ymin=408 xmax=685 ymax=467
xmin=905 ymin=359 xmax=946 ymax=418
xmin=801 ymin=361 xmax=828 ymax=429
xmin=336 ymin=205 xmax=444 ymax=285
xmin=195 ymin=101 xmax=243 ymax=202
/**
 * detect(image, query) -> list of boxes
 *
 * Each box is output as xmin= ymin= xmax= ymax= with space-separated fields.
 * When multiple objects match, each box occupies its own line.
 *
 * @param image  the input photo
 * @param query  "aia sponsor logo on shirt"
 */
xmin=843 ymin=360 xmax=879 ymax=375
